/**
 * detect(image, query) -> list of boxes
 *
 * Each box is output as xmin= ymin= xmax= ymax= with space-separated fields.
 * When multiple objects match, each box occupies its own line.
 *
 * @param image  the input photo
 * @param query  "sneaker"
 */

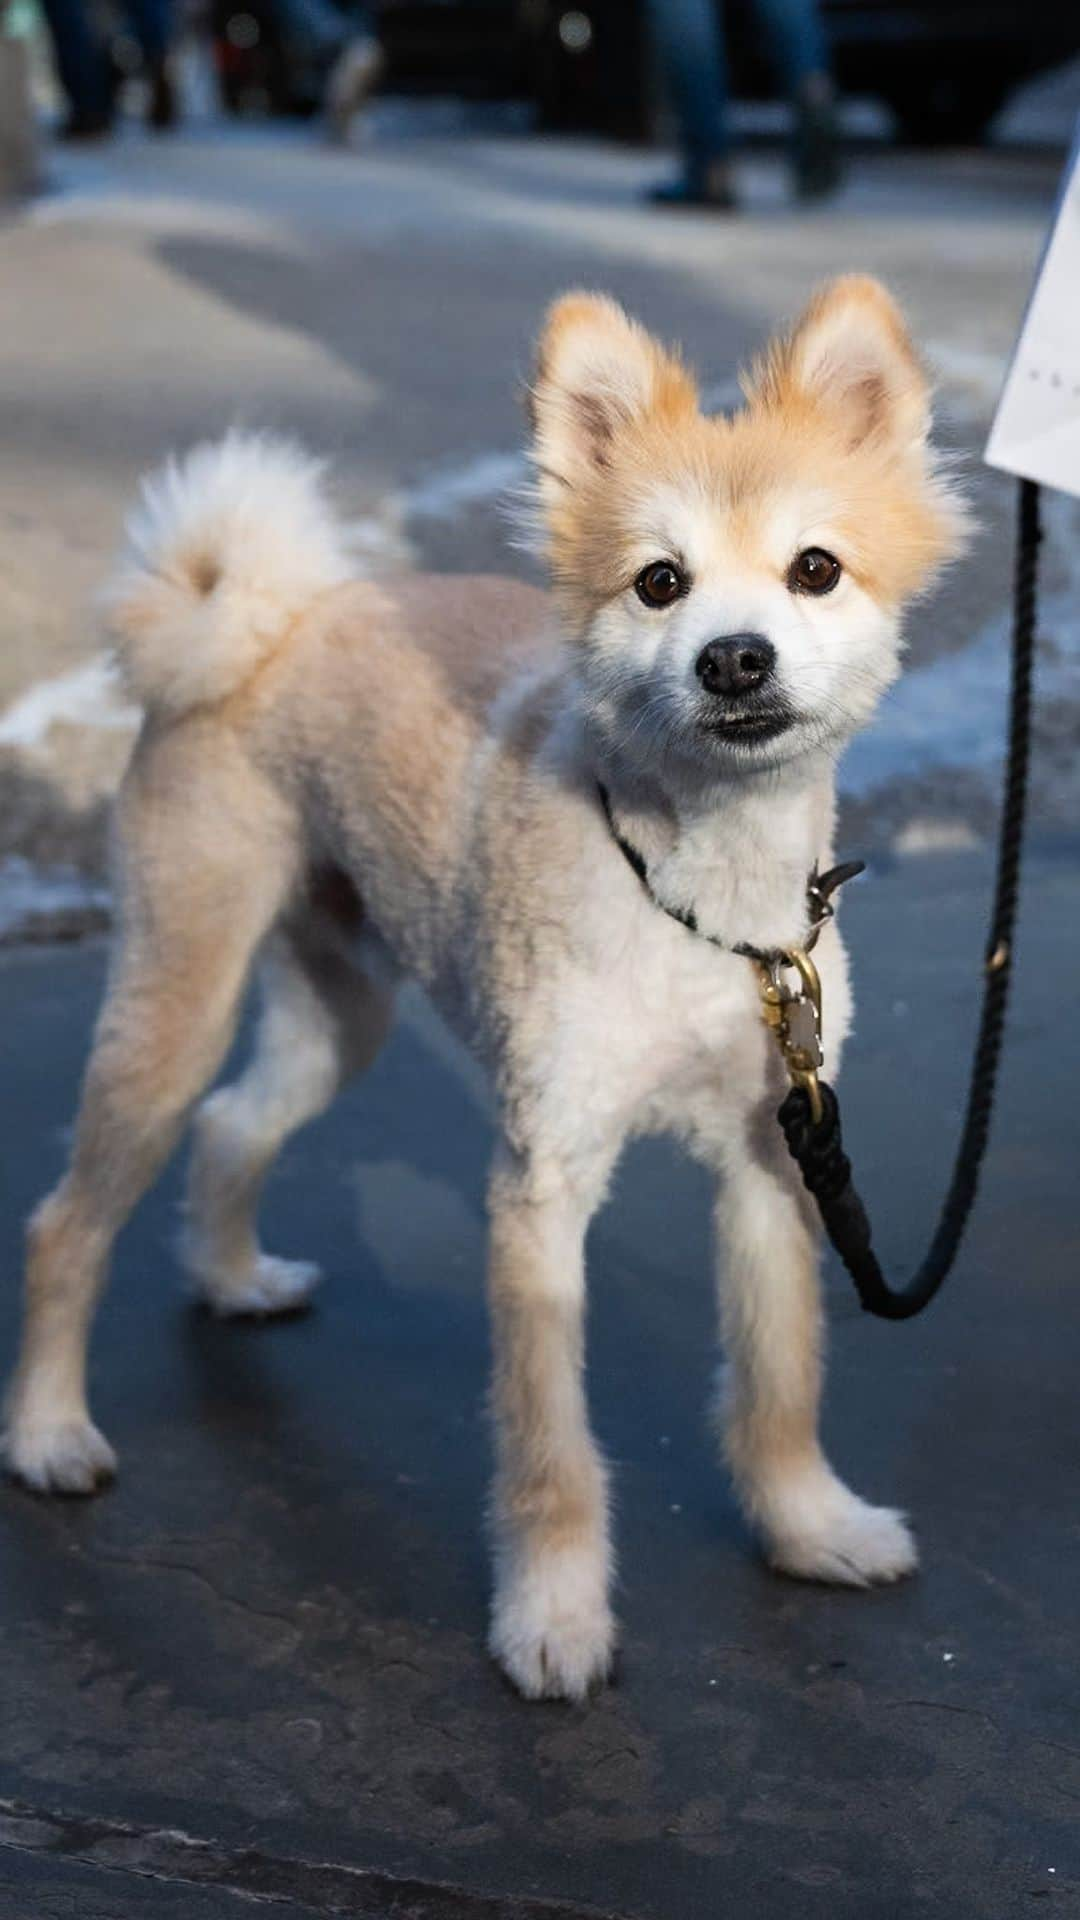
xmin=325 ymin=34 xmax=384 ymax=144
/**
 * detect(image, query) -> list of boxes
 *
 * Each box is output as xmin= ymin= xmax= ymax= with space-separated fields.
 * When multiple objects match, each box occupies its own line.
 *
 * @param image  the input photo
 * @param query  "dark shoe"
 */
xmin=648 ymin=160 xmax=737 ymax=212
xmin=792 ymin=75 xmax=842 ymax=201
xmin=57 ymin=108 xmax=113 ymax=141
xmin=146 ymin=56 xmax=178 ymax=131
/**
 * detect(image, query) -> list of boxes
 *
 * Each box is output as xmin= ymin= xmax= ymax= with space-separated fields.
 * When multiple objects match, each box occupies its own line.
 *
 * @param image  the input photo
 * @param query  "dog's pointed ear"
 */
xmin=528 ymin=293 xmax=698 ymax=494
xmin=749 ymin=276 xmax=930 ymax=453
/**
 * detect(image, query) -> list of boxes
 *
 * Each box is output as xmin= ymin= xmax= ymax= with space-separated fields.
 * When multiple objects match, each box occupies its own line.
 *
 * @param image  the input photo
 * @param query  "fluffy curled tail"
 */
xmin=103 ymin=432 xmax=354 ymax=719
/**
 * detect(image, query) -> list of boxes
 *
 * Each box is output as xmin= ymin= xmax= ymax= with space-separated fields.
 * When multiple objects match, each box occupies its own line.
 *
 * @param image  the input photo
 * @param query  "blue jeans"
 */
xmin=647 ymin=0 xmax=829 ymax=177
xmin=275 ymin=0 xmax=372 ymax=61
xmin=41 ymin=0 xmax=173 ymax=116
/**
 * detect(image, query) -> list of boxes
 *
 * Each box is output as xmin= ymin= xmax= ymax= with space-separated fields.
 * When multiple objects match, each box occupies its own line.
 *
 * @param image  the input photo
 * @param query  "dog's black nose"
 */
xmin=695 ymin=633 xmax=776 ymax=697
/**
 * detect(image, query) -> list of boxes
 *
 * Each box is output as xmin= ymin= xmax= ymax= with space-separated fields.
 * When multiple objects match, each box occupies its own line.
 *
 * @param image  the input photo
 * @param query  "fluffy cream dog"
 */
xmin=5 ymin=276 xmax=965 ymax=1700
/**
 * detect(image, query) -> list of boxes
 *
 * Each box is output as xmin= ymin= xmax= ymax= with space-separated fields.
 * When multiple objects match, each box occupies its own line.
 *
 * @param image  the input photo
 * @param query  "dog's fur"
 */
xmin=4 ymin=277 xmax=966 ymax=1700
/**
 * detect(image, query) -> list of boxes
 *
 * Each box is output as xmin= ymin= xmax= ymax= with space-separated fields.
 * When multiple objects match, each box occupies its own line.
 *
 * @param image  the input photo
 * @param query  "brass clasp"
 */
xmin=753 ymin=945 xmax=825 ymax=1124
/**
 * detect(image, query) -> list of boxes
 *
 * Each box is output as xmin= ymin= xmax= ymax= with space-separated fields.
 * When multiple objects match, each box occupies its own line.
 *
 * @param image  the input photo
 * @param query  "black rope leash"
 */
xmin=780 ymin=478 xmax=1041 ymax=1318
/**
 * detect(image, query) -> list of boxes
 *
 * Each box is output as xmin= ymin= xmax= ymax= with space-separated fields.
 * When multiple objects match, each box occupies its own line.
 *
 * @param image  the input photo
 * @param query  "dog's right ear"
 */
xmin=528 ymin=293 xmax=697 ymax=500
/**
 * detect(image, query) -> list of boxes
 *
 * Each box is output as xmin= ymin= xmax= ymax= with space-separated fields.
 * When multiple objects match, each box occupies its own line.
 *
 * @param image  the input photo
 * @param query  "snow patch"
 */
xmin=348 ymin=448 xmax=527 ymax=567
xmin=0 ymin=858 xmax=110 ymax=942
xmin=892 ymin=818 xmax=981 ymax=857
xmin=0 ymin=657 xmax=138 ymax=750
xmin=842 ymin=495 xmax=1080 ymax=798
xmin=404 ymin=451 xmax=527 ymax=522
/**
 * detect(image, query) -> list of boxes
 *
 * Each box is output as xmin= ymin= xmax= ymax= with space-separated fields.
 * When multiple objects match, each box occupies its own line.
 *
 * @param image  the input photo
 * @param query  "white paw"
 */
xmin=762 ymin=1467 xmax=918 ymax=1588
xmin=197 ymin=1255 xmax=322 ymax=1319
xmin=490 ymin=1547 xmax=615 ymax=1701
xmin=4 ymin=1415 xmax=117 ymax=1496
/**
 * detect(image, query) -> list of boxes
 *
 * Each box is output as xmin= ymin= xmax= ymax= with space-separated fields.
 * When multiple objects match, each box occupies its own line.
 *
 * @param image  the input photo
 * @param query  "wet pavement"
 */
xmin=1 ymin=839 xmax=1078 ymax=1917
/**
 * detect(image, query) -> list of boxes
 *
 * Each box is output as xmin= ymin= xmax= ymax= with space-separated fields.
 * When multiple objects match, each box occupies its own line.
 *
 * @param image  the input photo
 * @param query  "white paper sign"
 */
xmin=986 ymin=124 xmax=1080 ymax=499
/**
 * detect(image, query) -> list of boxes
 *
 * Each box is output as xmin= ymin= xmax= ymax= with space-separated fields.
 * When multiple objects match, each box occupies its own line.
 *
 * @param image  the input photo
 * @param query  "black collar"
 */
xmin=596 ymin=782 xmax=864 ymax=967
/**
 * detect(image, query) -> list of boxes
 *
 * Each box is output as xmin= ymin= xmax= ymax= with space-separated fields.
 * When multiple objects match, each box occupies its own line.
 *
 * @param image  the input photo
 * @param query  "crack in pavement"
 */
xmin=881 ymin=1699 xmax=1003 ymax=1733
xmin=81 ymin=1546 xmax=304 ymax=1641
xmin=0 ymin=1799 xmax=626 ymax=1919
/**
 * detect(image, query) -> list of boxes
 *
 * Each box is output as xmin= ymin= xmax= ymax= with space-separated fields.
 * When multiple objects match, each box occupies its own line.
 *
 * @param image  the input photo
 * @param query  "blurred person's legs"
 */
xmin=323 ymin=1 xmax=382 ymax=144
xmin=124 ymin=0 xmax=177 ymax=127
xmin=39 ymin=0 xmax=113 ymax=136
xmin=646 ymin=0 xmax=737 ymax=207
xmin=278 ymin=0 xmax=357 ymax=61
xmin=647 ymin=0 xmax=841 ymax=207
xmin=269 ymin=0 xmax=381 ymax=138
xmin=754 ymin=0 xmax=841 ymax=198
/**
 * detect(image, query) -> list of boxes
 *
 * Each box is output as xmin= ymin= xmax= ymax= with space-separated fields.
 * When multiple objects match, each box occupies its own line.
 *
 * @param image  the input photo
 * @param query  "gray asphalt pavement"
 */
xmin=1 ymin=842 xmax=1078 ymax=1918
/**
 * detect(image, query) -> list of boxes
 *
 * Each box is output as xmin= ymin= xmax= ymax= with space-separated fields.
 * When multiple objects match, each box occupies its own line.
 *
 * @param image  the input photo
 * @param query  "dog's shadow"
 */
xmin=173 ymin=1005 xmax=496 ymax=1589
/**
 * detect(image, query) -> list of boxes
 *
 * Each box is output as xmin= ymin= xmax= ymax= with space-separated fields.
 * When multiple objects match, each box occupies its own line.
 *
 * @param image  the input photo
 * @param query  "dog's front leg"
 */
xmin=486 ymin=1149 xmax=614 ymax=1701
xmin=715 ymin=1112 xmax=917 ymax=1586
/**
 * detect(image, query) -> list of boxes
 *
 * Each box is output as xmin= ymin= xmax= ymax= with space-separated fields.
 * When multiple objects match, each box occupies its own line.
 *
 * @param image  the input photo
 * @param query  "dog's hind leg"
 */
xmin=184 ymin=899 xmax=393 ymax=1316
xmin=3 ymin=736 xmax=297 ymax=1495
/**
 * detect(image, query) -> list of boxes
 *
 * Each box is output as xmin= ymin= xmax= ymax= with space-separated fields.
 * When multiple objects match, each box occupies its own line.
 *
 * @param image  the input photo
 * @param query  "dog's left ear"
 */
xmin=528 ymin=292 xmax=698 ymax=494
xmin=752 ymin=275 xmax=930 ymax=454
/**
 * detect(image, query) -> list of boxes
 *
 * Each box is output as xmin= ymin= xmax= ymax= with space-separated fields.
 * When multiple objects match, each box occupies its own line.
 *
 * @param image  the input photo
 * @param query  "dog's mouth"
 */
xmin=699 ymin=705 xmax=797 ymax=748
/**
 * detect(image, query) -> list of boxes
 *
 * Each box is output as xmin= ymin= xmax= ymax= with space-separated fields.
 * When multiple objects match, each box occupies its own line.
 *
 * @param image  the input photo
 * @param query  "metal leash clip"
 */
xmin=754 ymin=947 xmax=825 ymax=1125
xmin=802 ymin=860 xmax=866 ymax=953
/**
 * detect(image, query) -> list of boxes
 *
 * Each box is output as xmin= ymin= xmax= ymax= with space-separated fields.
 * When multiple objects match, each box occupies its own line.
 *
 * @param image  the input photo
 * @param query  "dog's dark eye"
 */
xmin=635 ymin=560 xmax=686 ymax=609
xmin=788 ymin=548 xmax=842 ymax=596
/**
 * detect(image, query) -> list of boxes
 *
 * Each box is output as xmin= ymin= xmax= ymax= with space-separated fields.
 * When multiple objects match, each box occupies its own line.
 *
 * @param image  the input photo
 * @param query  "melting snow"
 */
xmin=0 ymin=858 xmax=110 ymax=941
xmin=842 ymin=495 xmax=1080 ymax=798
xmin=0 ymin=656 xmax=137 ymax=750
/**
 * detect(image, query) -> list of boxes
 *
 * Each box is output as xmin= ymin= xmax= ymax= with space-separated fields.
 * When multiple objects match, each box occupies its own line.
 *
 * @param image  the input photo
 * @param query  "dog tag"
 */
xmin=785 ymin=995 xmax=822 ymax=1069
xmin=987 ymin=124 xmax=1080 ymax=499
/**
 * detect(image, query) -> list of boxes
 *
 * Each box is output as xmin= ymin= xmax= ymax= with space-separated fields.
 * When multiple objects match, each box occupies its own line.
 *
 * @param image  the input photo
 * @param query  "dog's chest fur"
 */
xmin=435 ymin=758 xmax=852 ymax=1176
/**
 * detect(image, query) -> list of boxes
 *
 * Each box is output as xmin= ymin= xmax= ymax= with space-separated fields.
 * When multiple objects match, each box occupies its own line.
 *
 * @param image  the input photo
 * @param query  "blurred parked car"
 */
xmin=212 ymin=0 xmax=1080 ymax=145
xmin=809 ymin=0 xmax=1079 ymax=146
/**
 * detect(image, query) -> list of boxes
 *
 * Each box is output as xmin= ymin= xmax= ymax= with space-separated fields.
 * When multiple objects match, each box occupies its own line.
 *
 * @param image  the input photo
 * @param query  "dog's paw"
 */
xmin=4 ymin=1415 xmax=117 ymax=1496
xmin=762 ymin=1468 xmax=917 ymax=1588
xmin=198 ymin=1255 xmax=322 ymax=1319
xmin=490 ymin=1549 xmax=615 ymax=1701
